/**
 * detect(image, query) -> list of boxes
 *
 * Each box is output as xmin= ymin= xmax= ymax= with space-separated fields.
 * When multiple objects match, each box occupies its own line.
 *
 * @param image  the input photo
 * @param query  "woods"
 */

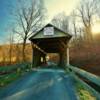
xmin=12 ymin=0 xmax=45 ymax=61
xmin=0 ymin=0 xmax=100 ymax=69
xmin=0 ymin=1 xmax=100 ymax=99
xmin=0 ymin=44 xmax=32 ymax=65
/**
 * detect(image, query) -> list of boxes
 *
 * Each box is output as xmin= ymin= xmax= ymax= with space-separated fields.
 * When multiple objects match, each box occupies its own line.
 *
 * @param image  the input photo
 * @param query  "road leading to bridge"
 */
xmin=0 ymin=69 xmax=78 ymax=100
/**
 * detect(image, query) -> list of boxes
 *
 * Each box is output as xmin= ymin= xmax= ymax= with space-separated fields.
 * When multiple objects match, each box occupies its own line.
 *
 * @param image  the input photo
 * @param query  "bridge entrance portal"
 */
xmin=29 ymin=24 xmax=72 ymax=68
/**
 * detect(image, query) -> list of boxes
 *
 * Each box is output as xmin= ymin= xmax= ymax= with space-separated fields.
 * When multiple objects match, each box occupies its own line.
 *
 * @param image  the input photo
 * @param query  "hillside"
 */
xmin=0 ymin=34 xmax=100 ymax=76
xmin=0 ymin=43 xmax=32 ymax=65
xmin=70 ymin=34 xmax=100 ymax=76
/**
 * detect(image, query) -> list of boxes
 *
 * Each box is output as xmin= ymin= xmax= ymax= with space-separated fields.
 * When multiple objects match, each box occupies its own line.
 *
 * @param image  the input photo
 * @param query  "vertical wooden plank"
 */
xmin=67 ymin=47 xmax=70 ymax=66
xmin=31 ymin=42 xmax=34 ymax=67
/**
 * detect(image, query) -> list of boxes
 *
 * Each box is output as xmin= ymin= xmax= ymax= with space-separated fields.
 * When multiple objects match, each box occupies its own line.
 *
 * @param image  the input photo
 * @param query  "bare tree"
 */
xmin=15 ymin=40 xmax=22 ymax=63
xmin=4 ymin=31 xmax=14 ymax=65
xmin=95 ymin=0 xmax=100 ymax=18
xmin=51 ymin=12 xmax=69 ymax=33
xmin=1 ymin=47 xmax=6 ymax=65
xmin=70 ymin=11 xmax=78 ymax=43
xmin=13 ymin=0 xmax=45 ymax=61
xmin=9 ymin=33 xmax=14 ymax=64
xmin=75 ymin=0 xmax=98 ymax=43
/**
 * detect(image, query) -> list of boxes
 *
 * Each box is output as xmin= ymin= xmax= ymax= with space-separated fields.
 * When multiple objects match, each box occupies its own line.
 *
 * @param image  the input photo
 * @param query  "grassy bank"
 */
xmin=0 ymin=62 xmax=31 ymax=87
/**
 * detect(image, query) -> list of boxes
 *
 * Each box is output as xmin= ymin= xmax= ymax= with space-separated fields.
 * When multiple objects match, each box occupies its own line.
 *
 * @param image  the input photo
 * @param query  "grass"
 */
xmin=65 ymin=69 xmax=97 ymax=100
xmin=0 ymin=66 xmax=17 ymax=72
xmin=0 ymin=62 xmax=31 ymax=72
xmin=0 ymin=72 xmax=20 ymax=87
xmin=75 ymin=79 xmax=96 ymax=100
xmin=0 ymin=62 xmax=32 ymax=87
xmin=78 ymin=89 xmax=96 ymax=100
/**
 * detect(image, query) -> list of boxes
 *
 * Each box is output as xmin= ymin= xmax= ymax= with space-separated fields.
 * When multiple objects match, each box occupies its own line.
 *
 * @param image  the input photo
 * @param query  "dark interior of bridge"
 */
xmin=31 ymin=37 xmax=70 ymax=68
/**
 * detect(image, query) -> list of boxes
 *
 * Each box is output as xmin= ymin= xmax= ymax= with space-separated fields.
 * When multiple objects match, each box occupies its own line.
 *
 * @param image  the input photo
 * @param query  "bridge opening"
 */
xmin=43 ymin=53 xmax=60 ymax=67
xmin=29 ymin=24 xmax=72 ymax=68
xmin=47 ymin=53 xmax=60 ymax=64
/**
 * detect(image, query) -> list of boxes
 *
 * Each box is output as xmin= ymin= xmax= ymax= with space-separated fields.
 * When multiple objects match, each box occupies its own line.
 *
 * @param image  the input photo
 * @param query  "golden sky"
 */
xmin=92 ymin=22 xmax=100 ymax=34
xmin=44 ymin=0 xmax=80 ymax=20
xmin=44 ymin=0 xmax=100 ymax=34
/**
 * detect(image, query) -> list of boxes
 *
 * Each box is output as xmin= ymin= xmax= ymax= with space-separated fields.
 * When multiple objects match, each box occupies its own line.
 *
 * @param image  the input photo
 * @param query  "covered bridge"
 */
xmin=29 ymin=23 xmax=72 ymax=68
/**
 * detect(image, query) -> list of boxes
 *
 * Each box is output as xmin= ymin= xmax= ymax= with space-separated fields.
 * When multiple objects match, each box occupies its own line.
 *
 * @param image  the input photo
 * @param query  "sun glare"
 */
xmin=92 ymin=23 xmax=100 ymax=34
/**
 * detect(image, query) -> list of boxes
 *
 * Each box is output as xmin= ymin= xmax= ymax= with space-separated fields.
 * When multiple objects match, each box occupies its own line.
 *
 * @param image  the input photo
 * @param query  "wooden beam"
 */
xmin=59 ymin=40 xmax=67 ymax=48
xmin=67 ymin=47 xmax=69 ymax=66
xmin=33 ymin=44 xmax=47 ymax=55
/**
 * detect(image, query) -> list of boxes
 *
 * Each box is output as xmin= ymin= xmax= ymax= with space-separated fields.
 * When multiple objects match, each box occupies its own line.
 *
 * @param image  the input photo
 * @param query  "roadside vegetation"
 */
xmin=0 ymin=62 xmax=31 ymax=87
xmin=75 ymin=78 xmax=96 ymax=100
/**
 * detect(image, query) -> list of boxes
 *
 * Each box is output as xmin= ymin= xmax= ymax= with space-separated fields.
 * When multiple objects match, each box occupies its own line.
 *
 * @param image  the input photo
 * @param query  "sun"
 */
xmin=92 ymin=23 xmax=100 ymax=34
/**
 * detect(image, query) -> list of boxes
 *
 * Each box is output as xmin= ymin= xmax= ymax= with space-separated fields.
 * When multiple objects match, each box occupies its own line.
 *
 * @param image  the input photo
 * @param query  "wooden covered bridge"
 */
xmin=29 ymin=23 xmax=72 ymax=68
xmin=29 ymin=23 xmax=100 ymax=99
xmin=0 ymin=23 xmax=100 ymax=100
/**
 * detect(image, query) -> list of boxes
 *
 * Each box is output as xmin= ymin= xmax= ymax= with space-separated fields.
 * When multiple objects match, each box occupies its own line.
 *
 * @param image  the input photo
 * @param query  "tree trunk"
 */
xmin=22 ymin=36 xmax=27 ymax=62
xmin=9 ymin=44 xmax=12 ymax=64
xmin=16 ymin=43 xmax=20 ymax=63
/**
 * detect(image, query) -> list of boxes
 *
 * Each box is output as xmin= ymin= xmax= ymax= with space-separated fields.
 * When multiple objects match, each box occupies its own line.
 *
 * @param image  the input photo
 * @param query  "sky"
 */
xmin=0 ymin=0 xmax=80 ymax=44
xmin=0 ymin=0 xmax=17 ymax=44
xmin=0 ymin=0 xmax=100 ymax=44
xmin=44 ymin=0 xmax=80 ymax=20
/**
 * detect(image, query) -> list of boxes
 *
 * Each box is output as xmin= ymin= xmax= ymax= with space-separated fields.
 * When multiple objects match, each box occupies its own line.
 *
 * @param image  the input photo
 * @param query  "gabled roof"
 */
xmin=29 ymin=23 xmax=72 ymax=40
